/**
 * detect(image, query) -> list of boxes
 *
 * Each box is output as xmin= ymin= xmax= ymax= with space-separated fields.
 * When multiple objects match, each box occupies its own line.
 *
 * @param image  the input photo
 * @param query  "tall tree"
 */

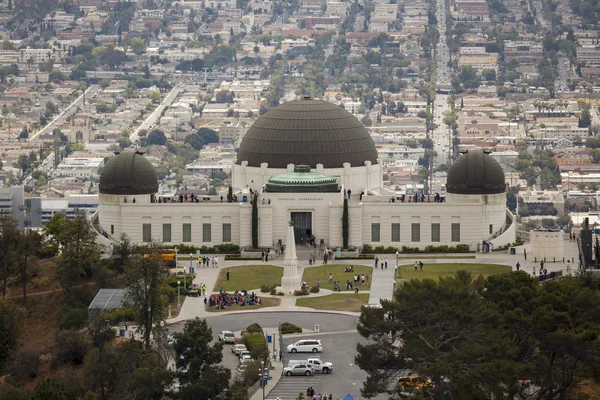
xmin=110 ymin=233 xmax=133 ymax=273
xmin=357 ymin=272 xmax=600 ymax=400
xmin=44 ymin=213 xmax=100 ymax=292
xmin=342 ymin=197 xmax=349 ymax=249
xmin=0 ymin=215 xmax=20 ymax=296
xmin=173 ymin=317 xmax=230 ymax=399
xmin=125 ymin=245 xmax=169 ymax=349
xmin=18 ymin=230 xmax=42 ymax=307
xmin=251 ymin=193 xmax=258 ymax=249
xmin=0 ymin=298 xmax=23 ymax=373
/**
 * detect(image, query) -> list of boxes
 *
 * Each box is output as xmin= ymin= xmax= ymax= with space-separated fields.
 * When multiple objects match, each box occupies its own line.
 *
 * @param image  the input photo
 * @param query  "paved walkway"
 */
xmin=167 ymin=239 xmax=582 ymax=324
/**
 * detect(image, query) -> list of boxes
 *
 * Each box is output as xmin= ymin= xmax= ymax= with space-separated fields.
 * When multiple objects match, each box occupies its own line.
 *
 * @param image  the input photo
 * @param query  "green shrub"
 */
xmin=225 ymin=255 xmax=261 ymax=260
xmin=362 ymin=244 xmax=373 ymax=253
xmin=270 ymin=288 xmax=277 ymax=295
xmin=0 ymin=384 xmax=29 ymax=400
xmin=57 ymin=287 xmax=95 ymax=330
xmin=245 ymin=323 xmax=263 ymax=334
xmin=36 ymin=245 xmax=58 ymax=259
xmin=244 ymin=334 xmax=267 ymax=360
xmin=99 ymin=308 xmax=136 ymax=325
xmin=294 ymin=289 xmax=309 ymax=296
xmin=261 ymin=284 xmax=277 ymax=293
xmin=57 ymin=305 xmax=88 ymax=331
xmin=54 ymin=330 xmax=91 ymax=366
xmin=280 ymin=322 xmax=302 ymax=334
xmin=8 ymin=348 xmax=40 ymax=380
xmin=163 ymin=243 xmax=241 ymax=254
xmin=400 ymin=244 xmax=472 ymax=253
xmin=336 ymin=254 xmax=375 ymax=259
xmin=309 ymin=286 xmax=320 ymax=293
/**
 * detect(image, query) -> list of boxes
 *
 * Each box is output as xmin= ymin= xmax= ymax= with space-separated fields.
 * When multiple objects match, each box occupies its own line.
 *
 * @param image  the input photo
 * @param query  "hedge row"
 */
xmin=225 ymin=255 xmax=262 ymax=260
xmin=362 ymin=244 xmax=471 ymax=254
xmin=280 ymin=322 xmax=302 ymax=334
xmin=161 ymin=243 xmax=241 ymax=254
xmin=335 ymin=255 xmax=375 ymax=259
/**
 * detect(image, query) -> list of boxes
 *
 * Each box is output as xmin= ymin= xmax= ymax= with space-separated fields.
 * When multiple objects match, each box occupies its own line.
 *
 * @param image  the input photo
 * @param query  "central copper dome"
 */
xmin=236 ymin=98 xmax=378 ymax=169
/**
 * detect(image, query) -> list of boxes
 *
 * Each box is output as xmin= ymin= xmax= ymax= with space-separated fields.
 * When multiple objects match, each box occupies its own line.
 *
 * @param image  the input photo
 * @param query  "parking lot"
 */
xmin=267 ymin=332 xmax=385 ymax=400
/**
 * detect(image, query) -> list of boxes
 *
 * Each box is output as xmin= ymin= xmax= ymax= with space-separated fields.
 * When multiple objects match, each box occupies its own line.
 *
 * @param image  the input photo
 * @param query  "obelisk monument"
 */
xmin=279 ymin=220 xmax=300 ymax=293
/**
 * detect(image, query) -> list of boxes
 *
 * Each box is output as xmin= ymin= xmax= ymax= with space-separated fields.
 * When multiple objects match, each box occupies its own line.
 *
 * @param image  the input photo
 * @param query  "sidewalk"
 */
xmin=250 ymin=360 xmax=283 ymax=400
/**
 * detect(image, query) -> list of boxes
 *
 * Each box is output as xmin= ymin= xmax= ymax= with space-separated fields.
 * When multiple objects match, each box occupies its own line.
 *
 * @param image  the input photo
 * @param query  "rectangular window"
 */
xmin=222 ymin=223 xmax=232 ymax=242
xmin=142 ymin=223 xmax=151 ymax=242
xmin=391 ymin=223 xmax=400 ymax=242
xmin=489 ymin=224 xmax=493 ymax=234
xmin=203 ymin=223 xmax=212 ymax=242
xmin=371 ymin=223 xmax=380 ymax=242
xmin=411 ymin=223 xmax=420 ymax=242
xmin=110 ymin=225 xmax=114 ymax=235
xmin=182 ymin=223 xmax=192 ymax=242
xmin=162 ymin=223 xmax=172 ymax=242
xmin=451 ymin=223 xmax=461 ymax=242
xmin=431 ymin=223 xmax=440 ymax=242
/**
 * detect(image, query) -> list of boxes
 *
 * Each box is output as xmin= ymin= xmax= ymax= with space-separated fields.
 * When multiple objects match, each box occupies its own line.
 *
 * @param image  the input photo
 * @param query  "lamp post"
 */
xmin=177 ymin=280 xmax=181 ymax=308
xmin=395 ymin=251 xmax=399 ymax=277
xmin=260 ymin=360 xmax=265 ymax=400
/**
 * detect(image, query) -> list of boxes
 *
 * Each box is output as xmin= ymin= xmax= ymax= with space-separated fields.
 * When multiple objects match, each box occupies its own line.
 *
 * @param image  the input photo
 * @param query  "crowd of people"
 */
xmin=387 ymin=193 xmax=446 ymax=203
xmin=205 ymin=290 xmax=262 ymax=309
xmin=198 ymin=255 xmax=219 ymax=267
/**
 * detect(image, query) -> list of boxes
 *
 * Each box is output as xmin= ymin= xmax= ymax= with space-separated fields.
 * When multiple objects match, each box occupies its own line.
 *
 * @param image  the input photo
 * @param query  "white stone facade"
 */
xmin=98 ymin=171 xmax=509 ymax=250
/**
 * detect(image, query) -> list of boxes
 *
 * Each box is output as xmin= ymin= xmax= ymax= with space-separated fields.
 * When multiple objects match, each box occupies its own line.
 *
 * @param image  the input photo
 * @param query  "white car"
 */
xmin=283 ymin=363 xmax=314 ymax=376
xmin=232 ymin=344 xmax=247 ymax=355
xmin=219 ymin=330 xmax=235 ymax=343
xmin=287 ymin=339 xmax=322 ymax=354
xmin=239 ymin=353 xmax=253 ymax=363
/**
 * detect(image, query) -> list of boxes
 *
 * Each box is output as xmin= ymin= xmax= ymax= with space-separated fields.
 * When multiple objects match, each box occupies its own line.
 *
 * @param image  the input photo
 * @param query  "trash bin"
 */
xmin=314 ymin=324 xmax=320 ymax=333
xmin=510 ymin=248 xmax=516 ymax=255
xmin=267 ymin=334 xmax=272 ymax=343
xmin=119 ymin=329 xmax=125 ymax=337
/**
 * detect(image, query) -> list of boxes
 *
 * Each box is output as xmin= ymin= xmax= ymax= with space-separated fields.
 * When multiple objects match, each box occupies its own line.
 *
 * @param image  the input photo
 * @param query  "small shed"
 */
xmin=88 ymin=288 xmax=127 ymax=323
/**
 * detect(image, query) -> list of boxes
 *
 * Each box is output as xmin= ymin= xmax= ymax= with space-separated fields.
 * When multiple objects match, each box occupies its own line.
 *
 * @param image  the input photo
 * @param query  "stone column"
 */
xmin=280 ymin=220 xmax=300 ymax=293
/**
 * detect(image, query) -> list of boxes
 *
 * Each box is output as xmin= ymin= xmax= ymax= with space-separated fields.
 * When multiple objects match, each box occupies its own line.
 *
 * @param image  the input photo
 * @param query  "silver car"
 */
xmin=284 ymin=363 xmax=314 ymax=376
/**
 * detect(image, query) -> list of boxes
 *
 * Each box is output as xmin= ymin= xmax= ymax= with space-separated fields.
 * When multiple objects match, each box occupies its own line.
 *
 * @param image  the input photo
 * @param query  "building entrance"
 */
xmin=291 ymin=212 xmax=312 ymax=245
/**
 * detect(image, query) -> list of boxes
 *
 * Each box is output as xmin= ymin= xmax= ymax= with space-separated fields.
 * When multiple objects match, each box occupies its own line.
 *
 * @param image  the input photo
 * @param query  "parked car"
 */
xmin=232 ymin=344 xmax=247 ymax=355
xmin=288 ymin=358 xmax=333 ymax=374
xmin=283 ymin=363 xmax=314 ymax=376
xmin=287 ymin=340 xmax=322 ymax=353
xmin=239 ymin=353 xmax=253 ymax=363
xmin=219 ymin=330 xmax=235 ymax=343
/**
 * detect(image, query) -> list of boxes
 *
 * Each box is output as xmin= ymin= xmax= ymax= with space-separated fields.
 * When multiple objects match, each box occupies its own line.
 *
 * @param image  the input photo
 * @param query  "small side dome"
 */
xmin=99 ymin=151 xmax=158 ymax=195
xmin=446 ymin=149 xmax=505 ymax=195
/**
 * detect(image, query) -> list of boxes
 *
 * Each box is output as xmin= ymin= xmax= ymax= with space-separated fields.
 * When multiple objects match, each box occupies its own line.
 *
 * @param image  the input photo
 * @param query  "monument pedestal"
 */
xmin=278 ymin=221 xmax=301 ymax=294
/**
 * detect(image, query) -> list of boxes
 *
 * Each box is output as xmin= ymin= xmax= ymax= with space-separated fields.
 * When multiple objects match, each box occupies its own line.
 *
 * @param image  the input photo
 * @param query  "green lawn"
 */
xmin=296 ymin=294 xmax=370 ymax=312
xmin=397 ymin=263 xmax=511 ymax=282
xmin=205 ymin=297 xmax=281 ymax=313
xmin=213 ymin=265 xmax=283 ymax=292
xmin=397 ymin=255 xmax=476 ymax=260
xmin=301 ymin=265 xmax=373 ymax=291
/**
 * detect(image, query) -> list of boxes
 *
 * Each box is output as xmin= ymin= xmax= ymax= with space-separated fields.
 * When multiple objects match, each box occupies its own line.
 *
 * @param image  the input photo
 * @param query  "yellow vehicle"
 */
xmin=397 ymin=375 xmax=434 ymax=392
xmin=142 ymin=249 xmax=176 ymax=262
xmin=160 ymin=250 xmax=176 ymax=262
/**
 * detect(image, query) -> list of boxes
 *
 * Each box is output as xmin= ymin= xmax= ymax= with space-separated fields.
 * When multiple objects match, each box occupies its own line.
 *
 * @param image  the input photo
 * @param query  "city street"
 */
xmin=29 ymin=84 xmax=100 ymax=142
xmin=129 ymin=85 xmax=184 ymax=143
